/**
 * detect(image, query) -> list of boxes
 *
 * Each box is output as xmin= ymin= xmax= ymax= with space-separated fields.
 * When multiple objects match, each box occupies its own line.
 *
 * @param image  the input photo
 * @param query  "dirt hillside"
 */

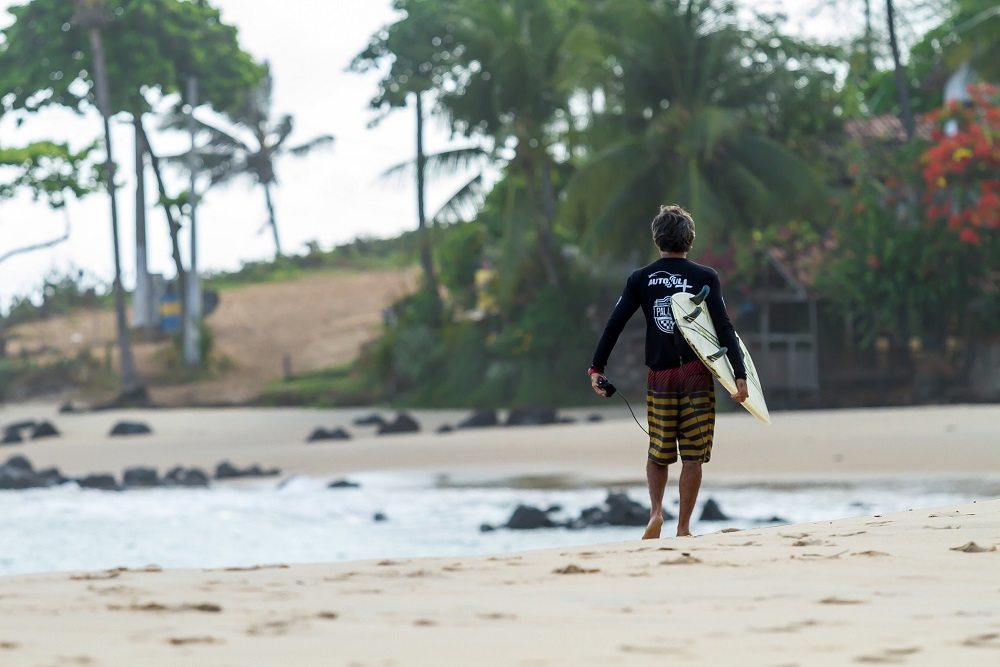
xmin=7 ymin=267 xmax=418 ymax=405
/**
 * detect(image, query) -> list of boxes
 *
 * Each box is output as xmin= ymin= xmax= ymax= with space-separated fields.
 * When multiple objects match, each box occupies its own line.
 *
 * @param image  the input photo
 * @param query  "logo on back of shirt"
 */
xmin=648 ymin=271 xmax=692 ymax=291
xmin=653 ymin=296 xmax=675 ymax=334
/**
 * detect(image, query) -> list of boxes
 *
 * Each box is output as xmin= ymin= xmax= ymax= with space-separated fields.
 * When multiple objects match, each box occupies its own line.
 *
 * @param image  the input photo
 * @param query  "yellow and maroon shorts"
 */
xmin=646 ymin=360 xmax=716 ymax=464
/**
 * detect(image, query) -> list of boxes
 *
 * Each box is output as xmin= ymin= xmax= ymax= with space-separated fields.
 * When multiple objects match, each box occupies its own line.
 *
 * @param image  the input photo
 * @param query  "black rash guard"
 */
xmin=590 ymin=257 xmax=747 ymax=379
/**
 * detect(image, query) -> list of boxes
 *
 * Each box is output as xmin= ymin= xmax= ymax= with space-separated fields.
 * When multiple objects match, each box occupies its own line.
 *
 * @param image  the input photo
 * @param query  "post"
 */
xmin=133 ymin=116 xmax=153 ymax=332
xmin=183 ymin=76 xmax=202 ymax=366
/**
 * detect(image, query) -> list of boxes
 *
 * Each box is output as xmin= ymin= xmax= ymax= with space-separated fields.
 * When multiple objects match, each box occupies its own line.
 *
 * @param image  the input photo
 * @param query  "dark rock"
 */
xmin=30 ymin=421 xmax=60 ymax=439
xmin=4 ymin=455 xmax=33 ymax=472
xmin=579 ymin=506 xmax=606 ymax=524
xmin=328 ymin=479 xmax=360 ymax=489
xmin=123 ymin=466 xmax=160 ymax=488
xmin=352 ymin=413 xmax=386 ymax=427
xmin=604 ymin=492 xmax=651 ymax=527
xmin=479 ymin=523 xmax=496 ymax=533
xmin=58 ymin=401 xmax=78 ymax=414
xmin=36 ymin=467 xmax=68 ymax=486
xmin=109 ymin=421 xmax=152 ymax=437
xmin=505 ymin=505 xmax=557 ymax=530
xmin=699 ymin=498 xmax=730 ymax=522
xmin=77 ymin=474 xmax=119 ymax=491
xmin=246 ymin=464 xmax=280 ymax=478
xmin=373 ymin=512 xmax=387 ymax=522
xmin=505 ymin=407 xmax=558 ymax=427
xmin=376 ymin=412 xmax=420 ymax=435
xmin=436 ymin=424 xmax=454 ymax=434
xmin=546 ymin=504 xmax=563 ymax=514
xmin=0 ymin=457 xmax=44 ymax=489
xmin=557 ymin=416 xmax=577 ymax=424
xmin=457 ymin=410 xmax=498 ymax=429
xmin=586 ymin=414 xmax=604 ymax=423
xmin=4 ymin=420 xmax=36 ymax=432
xmin=754 ymin=515 xmax=789 ymax=524
xmin=164 ymin=467 xmax=210 ymax=488
xmin=306 ymin=427 xmax=351 ymax=443
xmin=1 ymin=428 xmax=24 ymax=445
xmin=215 ymin=461 xmax=242 ymax=479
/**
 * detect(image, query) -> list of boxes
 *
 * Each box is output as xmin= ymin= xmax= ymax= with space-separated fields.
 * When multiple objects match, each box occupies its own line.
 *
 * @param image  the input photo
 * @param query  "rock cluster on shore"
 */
xmin=0 ymin=455 xmax=281 ymax=491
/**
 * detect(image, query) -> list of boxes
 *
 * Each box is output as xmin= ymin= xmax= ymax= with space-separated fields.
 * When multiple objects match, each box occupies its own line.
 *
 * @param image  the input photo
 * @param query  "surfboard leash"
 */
xmin=597 ymin=376 xmax=650 ymax=437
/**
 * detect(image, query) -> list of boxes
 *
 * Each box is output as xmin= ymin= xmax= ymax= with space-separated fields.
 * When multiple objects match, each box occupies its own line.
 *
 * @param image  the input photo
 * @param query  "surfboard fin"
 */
xmin=691 ymin=285 xmax=710 ymax=305
xmin=683 ymin=306 xmax=702 ymax=323
xmin=707 ymin=346 xmax=728 ymax=362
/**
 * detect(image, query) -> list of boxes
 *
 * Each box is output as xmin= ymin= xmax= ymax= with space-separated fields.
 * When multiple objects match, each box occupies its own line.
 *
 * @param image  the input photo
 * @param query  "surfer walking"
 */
xmin=588 ymin=205 xmax=748 ymax=538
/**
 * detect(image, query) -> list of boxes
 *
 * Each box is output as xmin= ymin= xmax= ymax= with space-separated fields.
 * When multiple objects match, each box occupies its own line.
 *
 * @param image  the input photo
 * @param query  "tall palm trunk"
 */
xmin=262 ymin=183 xmax=283 ymax=259
xmin=136 ymin=118 xmax=187 ymax=320
xmin=133 ymin=116 xmax=153 ymax=332
xmin=415 ymin=92 xmax=441 ymax=312
xmin=518 ymin=145 xmax=562 ymax=288
xmin=76 ymin=0 xmax=142 ymax=398
xmin=885 ymin=0 xmax=915 ymax=140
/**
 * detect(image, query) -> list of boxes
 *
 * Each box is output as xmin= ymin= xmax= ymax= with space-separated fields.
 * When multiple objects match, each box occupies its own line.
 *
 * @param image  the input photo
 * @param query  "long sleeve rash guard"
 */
xmin=590 ymin=257 xmax=746 ymax=379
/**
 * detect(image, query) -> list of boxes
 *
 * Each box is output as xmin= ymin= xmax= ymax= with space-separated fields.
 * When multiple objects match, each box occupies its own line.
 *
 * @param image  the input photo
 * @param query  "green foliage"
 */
xmin=0 ymin=0 xmax=263 ymax=116
xmin=0 ymin=140 xmax=100 ymax=207
xmin=435 ymin=221 xmax=484 ymax=308
xmin=2 ymin=270 xmax=109 ymax=324
xmin=815 ymin=143 xmax=997 ymax=347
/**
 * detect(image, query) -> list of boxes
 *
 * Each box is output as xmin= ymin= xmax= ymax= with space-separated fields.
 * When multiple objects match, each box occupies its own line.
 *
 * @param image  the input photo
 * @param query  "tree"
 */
xmin=165 ymin=66 xmax=333 ymax=259
xmin=560 ymin=0 xmax=833 ymax=260
xmin=0 ymin=0 xmax=263 ymax=367
xmin=70 ymin=0 xmax=142 ymax=397
xmin=355 ymin=0 xmax=598 ymax=290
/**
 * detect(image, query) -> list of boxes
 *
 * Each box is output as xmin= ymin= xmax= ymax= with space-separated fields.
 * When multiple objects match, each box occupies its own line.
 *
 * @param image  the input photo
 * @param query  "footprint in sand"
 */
xmin=167 ymin=636 xmax=222 ymax=646
xmin=413 ymin=619 xmax=436 ymax=627
xmin=852 ymin=551 xmax=890 ymax=557
xmin=477 ymin=612 xmax=517 ymax=621
xmin=752 ymin=619 xmax=820 ymax=634
xmin=962 ymin=633 xmax=1000 ymax=648
xmin=109 ymin=602 xmax=222 ymax=613
xmin=553 ymin=564 xmax=600 ymax=574
xmin=854 ymin=647 xmax=921 ymax=663
xmin=950 ymin=541 xmax=997 ymax=553
xmin=820 ymin=596 xmax=867 ymax=605
xmin=0 ymin=641 xmax=17 ymax=650
xmin=660 ymin=553 xmax=702 ymax=565
xmin=791 ymin=539 xmax=829 ymax=547
xmin=221 ymin=564 xmax=289 ymax=572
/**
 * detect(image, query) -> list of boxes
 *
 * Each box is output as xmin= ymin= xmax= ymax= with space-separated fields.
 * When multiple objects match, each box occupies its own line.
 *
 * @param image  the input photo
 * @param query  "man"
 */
xmin=588 ymin=205 xmax=748 ymax=539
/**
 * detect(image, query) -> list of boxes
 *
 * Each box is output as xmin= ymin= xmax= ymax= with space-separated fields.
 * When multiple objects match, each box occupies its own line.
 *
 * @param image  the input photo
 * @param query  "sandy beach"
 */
xmin=1 ymin=403 xmax=998 ymax=666
xmin=0 ymin=499 xmax=996 ymax=666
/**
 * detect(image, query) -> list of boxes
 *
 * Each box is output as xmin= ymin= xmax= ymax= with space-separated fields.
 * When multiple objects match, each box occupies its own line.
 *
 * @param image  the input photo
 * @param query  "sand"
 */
xmin=0 ymin=500 xmax=997 ymax=666
xmin=1 ymin=403 xmax=998 ymax=665
xmin=5 ymin=267 xmax=418 ymax=405
xmin=0 ymin=402 xmax=996 ymax=481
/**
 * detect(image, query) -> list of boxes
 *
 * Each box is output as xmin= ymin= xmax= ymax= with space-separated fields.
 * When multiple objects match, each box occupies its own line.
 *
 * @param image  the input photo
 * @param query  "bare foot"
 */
xmin=676 ymin=528 xmax=692 ymax=537
xmin=642 ymin=515 xmax=664 ymax=540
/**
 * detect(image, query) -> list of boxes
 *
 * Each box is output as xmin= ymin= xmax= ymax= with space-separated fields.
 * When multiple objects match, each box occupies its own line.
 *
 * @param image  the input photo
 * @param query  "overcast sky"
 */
xmin=0 ymin=0 xmax=909 ymax=308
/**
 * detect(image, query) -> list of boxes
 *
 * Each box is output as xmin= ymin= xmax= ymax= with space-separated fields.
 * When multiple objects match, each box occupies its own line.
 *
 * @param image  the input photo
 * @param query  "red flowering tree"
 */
xmin=921 ymin=84 xmax=1000 ymax=245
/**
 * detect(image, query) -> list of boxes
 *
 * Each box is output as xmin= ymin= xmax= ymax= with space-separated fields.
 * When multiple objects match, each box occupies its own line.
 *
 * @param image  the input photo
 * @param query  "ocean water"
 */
xmin=1 ymin=473 xmax=997 ymax=577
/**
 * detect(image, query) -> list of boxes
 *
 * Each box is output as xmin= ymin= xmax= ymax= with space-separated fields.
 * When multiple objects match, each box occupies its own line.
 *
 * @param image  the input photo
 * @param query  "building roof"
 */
xmin=844 ymin=114 xmax=935 ymax=142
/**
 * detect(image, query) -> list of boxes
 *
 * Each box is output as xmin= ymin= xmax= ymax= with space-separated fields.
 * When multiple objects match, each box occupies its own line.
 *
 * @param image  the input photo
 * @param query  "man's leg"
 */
xmin=677 ymin=461 xmax=702 ymax=537
xmin=643 ymin=458 xmax=669 ymax=539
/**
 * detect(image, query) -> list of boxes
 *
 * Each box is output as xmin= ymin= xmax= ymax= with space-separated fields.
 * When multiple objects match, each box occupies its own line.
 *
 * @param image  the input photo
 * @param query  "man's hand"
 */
xmin=591 ymin=372 xmax=608 ymax=397
xmin=730 ymin=378 xmax=748 ymax=403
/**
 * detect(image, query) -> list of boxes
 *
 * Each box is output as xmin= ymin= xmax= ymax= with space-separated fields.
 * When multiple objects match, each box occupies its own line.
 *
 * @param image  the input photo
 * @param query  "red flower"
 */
xmin=866 ymin=254 xmax=880 ymax=270
xmin=959 ymin=228 xmax=981 ymax=245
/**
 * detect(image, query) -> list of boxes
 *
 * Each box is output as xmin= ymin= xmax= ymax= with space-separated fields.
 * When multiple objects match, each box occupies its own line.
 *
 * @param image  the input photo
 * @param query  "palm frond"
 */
xmin=287 ymin=135 xmax=335 ymax=157
xmin=432 ymin=174 xmax=485 ymax=224
xmin=379 ymin=146 xmax=488 ymax=183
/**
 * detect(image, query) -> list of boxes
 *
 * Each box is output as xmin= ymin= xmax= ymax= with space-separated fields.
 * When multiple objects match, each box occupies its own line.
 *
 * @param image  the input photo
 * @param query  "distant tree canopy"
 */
xmin=0 ymin=140 xmax=99 ymax=207
xmin=0 ymin=0 xmax=263 ymax=117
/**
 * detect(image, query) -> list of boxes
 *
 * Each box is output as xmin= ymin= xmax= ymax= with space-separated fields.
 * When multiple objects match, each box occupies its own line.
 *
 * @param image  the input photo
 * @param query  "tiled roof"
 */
xmin=844 ymin=114 xmax=934 ymax=142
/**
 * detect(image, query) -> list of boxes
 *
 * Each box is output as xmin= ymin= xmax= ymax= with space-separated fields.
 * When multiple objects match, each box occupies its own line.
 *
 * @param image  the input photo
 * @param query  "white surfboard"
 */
xmin=670 ymin=287 xmax=771 ymax=425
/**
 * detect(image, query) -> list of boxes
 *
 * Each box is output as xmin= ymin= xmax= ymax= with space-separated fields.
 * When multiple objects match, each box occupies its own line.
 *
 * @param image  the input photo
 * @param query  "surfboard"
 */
xmin=670 ymin=286 xmax=771 ymax=425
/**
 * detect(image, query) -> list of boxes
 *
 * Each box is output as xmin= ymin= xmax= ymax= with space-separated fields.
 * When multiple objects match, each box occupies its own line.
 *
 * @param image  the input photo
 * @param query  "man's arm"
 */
xmin=589 ymin=274 xmax=640 ymax=394
xmin=706 ymin=272 xmax=747 ymax=381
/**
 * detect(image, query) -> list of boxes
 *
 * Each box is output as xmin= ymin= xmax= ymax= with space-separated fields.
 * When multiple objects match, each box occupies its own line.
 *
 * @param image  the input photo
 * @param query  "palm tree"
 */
xmin=561 ymin=0 xmax=825 ymax=260
xmin=71 ymin=0 xmax=143 ymax=399
xmin=167 ymin=66 xmax=333 ymax=258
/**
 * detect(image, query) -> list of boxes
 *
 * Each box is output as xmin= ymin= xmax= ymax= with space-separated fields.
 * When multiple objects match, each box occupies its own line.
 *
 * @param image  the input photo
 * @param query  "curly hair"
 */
xmin=651 ymin=205 xmax=696 ymax=253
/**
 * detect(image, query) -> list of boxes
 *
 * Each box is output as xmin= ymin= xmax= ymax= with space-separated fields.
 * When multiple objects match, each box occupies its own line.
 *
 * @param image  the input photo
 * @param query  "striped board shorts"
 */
xmin=646 ymin=360 xmax=716 ymax=465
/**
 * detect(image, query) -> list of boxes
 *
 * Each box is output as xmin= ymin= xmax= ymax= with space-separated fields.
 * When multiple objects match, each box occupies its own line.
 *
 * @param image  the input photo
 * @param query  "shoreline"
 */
xmin=0 ymin=499 xmax=997 ymax=665
xmin=0 ymin=403 xmax=996 ymax=481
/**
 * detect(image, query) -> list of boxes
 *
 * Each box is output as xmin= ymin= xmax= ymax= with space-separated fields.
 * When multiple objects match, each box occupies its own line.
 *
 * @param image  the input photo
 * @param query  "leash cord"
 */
xmin=617 ymin=391 xmax=649 ymax=437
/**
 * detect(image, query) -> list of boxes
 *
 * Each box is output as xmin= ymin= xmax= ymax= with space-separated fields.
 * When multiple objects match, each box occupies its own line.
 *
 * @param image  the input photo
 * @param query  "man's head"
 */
xmin=651 ymin=205 xmax=696 ymax=254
